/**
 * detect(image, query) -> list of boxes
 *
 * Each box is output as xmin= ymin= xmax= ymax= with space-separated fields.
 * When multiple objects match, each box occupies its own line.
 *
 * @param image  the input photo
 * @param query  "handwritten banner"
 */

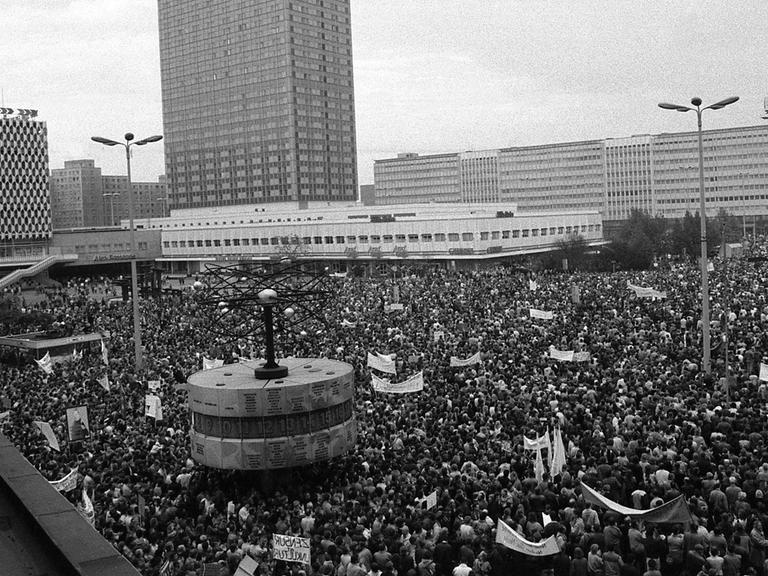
xmin=273 ymin=534 xmax=311 ymax=565
xmin=450 ymin=352 xmax=481 ymax=367
xmin=367 ymin=352 xmax=396 ymax=375
xmin=529 ymin=309 xmax=554 ymax=320
xmin=371 ymin=372 xmax=424 ymax=394
xmin=496 ymin=519 xmax=560 ymax=556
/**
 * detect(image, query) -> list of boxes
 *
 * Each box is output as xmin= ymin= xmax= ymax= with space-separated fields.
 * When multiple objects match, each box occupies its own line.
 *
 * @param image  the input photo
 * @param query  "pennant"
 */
xmin=549 ymin=347 xmax=574 ymax=362
xmin=371 ymin=371 xmax=424 ymax=394
xmin=203 ymin=357 xmax=224 ymax=370
xmin=101 ymin=340 xmax=109 ymax=365
xmin=580 ymin=482 xmax=693 ymax=524
xmin=495 ymin=519 xmax=560 ymax=556
xmin=367 ymin=352 xmax=396 ymax=375
xmin=35 ymin=352 xmax=53 ymax=374
xmin=49 ymin=468 xmax=78 ymax=492
xmin=97 ymin=375 xmax=110 ymax=392
xmin=759 ymin=363 xmax=768 ymax=382
xmin=145 ymin=394 xmax=163 ymax=420
xmin=529 ymin=309 xmax=554 ymax=320
xmin=34 ymin=420 xmax=61 ymax=451
xmin=450 ymin=352 xmax=481 ymax=367
xmin=542 ymin=513 xmax=553 ymax=526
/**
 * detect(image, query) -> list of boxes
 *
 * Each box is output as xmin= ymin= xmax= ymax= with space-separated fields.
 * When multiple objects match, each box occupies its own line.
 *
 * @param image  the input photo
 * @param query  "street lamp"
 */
xmin=658 ymin=96 xmax=739 ymax=374
xmin=91 ymin=132 xmax=163 ymax=371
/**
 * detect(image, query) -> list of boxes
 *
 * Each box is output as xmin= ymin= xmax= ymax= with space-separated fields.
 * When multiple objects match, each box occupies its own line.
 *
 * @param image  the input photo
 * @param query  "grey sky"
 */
xmin=3 ymin=0 xmax=767 ymax=185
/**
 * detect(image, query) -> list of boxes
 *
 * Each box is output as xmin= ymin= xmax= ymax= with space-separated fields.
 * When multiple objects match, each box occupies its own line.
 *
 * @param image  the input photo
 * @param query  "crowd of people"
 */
xmin=2 ymin=239 xmax=768 ymax=576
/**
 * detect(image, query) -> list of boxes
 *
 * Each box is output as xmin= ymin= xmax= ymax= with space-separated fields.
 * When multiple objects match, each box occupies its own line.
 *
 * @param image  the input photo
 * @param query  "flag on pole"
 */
xmin=100 ymin=340 xmax=109 ymax=365
xmin=550 ymin=428 xmax=567 ymax=475
xmin=97 ymin=375 xmax=110 ymax=392
xmin=35 ymin=352 xmax=53 ymax=374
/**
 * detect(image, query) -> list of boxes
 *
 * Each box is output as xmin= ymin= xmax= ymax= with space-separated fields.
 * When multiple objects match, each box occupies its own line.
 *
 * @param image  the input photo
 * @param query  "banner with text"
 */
xmin=367 ymin=352 xmax=396 ymax=375
xmin=495 ymin=519 xmax=560 ymax=556
xmin=529 ymin=309 xmax=554 ymax=320
xmin=272 ymin=534 xmax=311 ymax=565
xmin=49 ymin=468 xmax=78 ymax=492
xmin=450 ymin=352 xmax=481 ymax=367
xmin=372 ymin=371 xmax=424 ymax=394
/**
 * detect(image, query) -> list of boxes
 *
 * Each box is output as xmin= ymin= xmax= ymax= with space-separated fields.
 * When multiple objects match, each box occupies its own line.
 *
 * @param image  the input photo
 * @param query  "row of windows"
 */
xmin=191 ymin=399 xmax=353 ymax=439
xmin=163 ymin=225 xmax=600 ymax=249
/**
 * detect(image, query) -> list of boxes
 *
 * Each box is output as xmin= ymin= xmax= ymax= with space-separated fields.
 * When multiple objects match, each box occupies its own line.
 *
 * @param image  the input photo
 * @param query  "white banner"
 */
xmin=495 ymin=519 xmax=560 ymax=556
xmin=234 ymin=556 xmax=260 ymax=576
xmin=450 ymin=352 xmax=481 ymax=367
xmin=419 ymin=490 xmax=438 ymax=510
xmin=49 ymin=468 xmax=78 ymax=492
xmin=367 ymin=352 xmax=396 ymax=375
xmin=145 ymin=394 xmax=163 ymax=421
xmin=523 ymin=433 xmax=551 ymax=451
xmin=272 ymin=534 xmax=311 ymax=565
xmin=549 ymin=347 xmax=574 ymax=362
xmin=203 ymin=357 xmax=224 ymax=370
xmin=529 ymin=309 xmax=554 ymax=320
xmin=760 ymin=363 xmax=768 ymax=382
xmin=372 ymin=372 xmax=424 ymax=394
xmin=627 ymin=282 xmax=667 ymax=299
xmin=529 ymin=279 xmax=538 ymax=291
xmin=573 ymin=351 xmax=591 ymax=362
xmin=101 ymin=340 xmax=109 ymax=365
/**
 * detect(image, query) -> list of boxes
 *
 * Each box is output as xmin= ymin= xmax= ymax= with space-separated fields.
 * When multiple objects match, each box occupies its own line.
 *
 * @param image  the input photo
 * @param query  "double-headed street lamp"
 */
xmin=658 ymin=96 xmax=739 ymax=374
xmin=92 ymin=132 xmax=163 ymax=371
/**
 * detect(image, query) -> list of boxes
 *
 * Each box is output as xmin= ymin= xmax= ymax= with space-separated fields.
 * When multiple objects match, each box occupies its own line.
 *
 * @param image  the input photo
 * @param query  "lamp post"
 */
xmin=91 ymin=132 xmax=163 ymax=371
xmin=658 ymin=96 xmax=739 ymax=374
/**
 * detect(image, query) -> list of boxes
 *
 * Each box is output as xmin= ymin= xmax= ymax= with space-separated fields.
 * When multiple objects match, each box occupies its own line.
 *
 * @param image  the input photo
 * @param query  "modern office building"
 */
xmin=50 ymin=160 xmax=167 ymax=230
xmin=157 ymin=0 xmax=358 ymax=211
xmin=50 ymin=160 xmax=105 ymax=229
xmin=374 ymin=124 xmax=768 ymax=228
xmin=0 ymin=112 xmax=51 ymax=258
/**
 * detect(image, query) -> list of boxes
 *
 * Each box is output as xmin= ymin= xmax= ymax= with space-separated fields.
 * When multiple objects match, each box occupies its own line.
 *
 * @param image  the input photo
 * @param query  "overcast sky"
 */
xmin=3 ymin=0 xmax=767 ymax=185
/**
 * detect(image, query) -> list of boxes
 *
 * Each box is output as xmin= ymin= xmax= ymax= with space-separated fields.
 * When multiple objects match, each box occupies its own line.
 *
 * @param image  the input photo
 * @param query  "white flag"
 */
xmin=34 ymin=420 xmax=60 ymax=451
xmin=534 ymin=448 xmax=545 ymax=482
xmin=97 ymin=375 xmax=110 ymax=392
xmin=529 ymin=309 xmax=554 ymax=320
xmin=550 ymin=427 xmax=567 ymax=475
xmin=450 ymin=351 xmax=481 ymax=367
xmin=367 ymin=352 xmax=396 ymax=375
xmin=35 ymin=352 xmax=53 ymax=374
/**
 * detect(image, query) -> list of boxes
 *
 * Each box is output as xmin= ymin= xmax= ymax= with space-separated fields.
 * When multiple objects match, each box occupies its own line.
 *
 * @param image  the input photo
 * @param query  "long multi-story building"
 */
xmin=374 ymin=124 xmax=768 ymax=228
xmin=50 ymin=160 xmax=167 ymax=230
xmin=0 ymin=111 xmax=51 ymax=260
xmin=157 ymin=0 xmax=358 ymax=210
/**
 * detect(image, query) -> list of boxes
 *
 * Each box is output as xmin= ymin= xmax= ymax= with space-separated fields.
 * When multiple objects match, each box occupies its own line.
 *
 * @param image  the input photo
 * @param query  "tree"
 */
xmin=608 ymin=210 xmax=666 ymax=269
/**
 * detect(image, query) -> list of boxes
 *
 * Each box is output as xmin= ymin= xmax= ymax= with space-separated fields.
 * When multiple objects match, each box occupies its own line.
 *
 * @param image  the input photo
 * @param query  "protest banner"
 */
xmin=419 ymin=490 xmax=438 ymax=510
xmin=573 ymin=351 xmax=591 ymax=362
xmin=549 ymin=347 xmax=574 ymax=362
xmin=66 ymin=406 xmax=90 ymax=442
xmin=495 ymin=519 xmax=560 ymax=556
xmin=450 ymin=352 xmax=481 ymax=367
xmin=371 ymin=372 xmax=424 ymax=394
xmin=760 ymin=362 xmax=768 ymax=382
xmin=529 ymin=309 xmax=554 ymax=320
xmin=272 ymin=534 xmax=311 ymax=565
xmin=367 ymin=352 xmax=396 ymax=375
xmin=581 ymin=482 xmax=692 ymax=524
xmin=49 ymin=468 xmax=78 ymax=492
xmin=234 ymin=556 xmax=259 ymax=576
xmin=34 ymin=420 xmax=60 ymax=451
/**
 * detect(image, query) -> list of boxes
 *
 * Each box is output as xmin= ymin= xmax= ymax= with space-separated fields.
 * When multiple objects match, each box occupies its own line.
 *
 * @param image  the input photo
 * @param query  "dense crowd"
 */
xmin=2 ymin=238 xmax=768 ymax=576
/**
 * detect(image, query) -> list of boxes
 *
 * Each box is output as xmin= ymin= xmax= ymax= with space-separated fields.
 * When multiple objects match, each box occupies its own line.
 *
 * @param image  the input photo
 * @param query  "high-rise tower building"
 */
xmin=0 ymin=113 xmax=51 ymax=244
xmin=157 ymin=0 xmax=358 ymax=211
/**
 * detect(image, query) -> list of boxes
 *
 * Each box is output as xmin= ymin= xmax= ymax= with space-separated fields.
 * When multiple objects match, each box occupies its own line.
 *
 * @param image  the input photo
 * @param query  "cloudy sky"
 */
xmin=3 ymin=0 xmax=767 ymax=185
